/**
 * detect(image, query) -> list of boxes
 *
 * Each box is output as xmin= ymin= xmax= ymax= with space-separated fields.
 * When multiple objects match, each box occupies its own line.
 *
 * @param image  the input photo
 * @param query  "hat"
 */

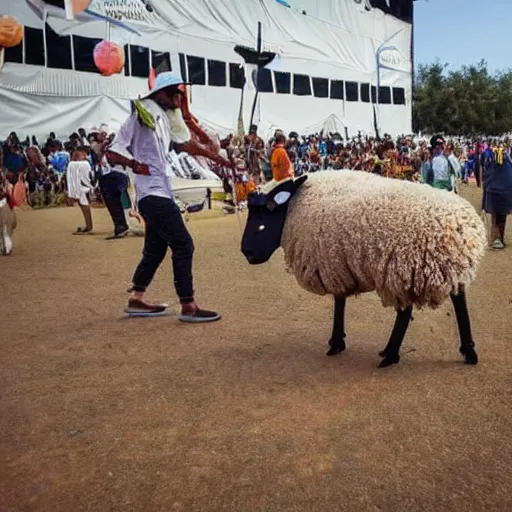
xmin=141 ymin=71 xmax=188 ymax=99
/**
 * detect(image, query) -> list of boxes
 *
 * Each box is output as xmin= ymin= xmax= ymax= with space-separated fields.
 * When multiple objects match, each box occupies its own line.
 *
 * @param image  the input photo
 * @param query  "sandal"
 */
xmin=73 ymin=227 xmax=92 ymax=235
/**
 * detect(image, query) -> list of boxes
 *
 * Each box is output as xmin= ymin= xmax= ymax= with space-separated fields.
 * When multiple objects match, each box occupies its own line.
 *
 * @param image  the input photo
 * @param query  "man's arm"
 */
xmin=176 ymin=138 xmax=235 ymax=170
xmin=106 ymin=113 xmax=150 ymax=175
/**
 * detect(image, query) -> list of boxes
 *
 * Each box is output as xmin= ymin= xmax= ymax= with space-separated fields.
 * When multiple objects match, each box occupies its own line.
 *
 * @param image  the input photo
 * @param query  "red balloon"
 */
xmin=93 ymin=40 xmax=125 ymax=76
xmin=148 ymin=67 xmax=156 ymax=89
xmin=72 ymin=0 xmax=92 ymax=14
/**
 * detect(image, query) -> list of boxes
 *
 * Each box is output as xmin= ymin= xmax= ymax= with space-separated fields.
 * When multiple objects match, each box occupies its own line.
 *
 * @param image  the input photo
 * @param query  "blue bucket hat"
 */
xmin=141 ymin=71 xmax=189 ymax=99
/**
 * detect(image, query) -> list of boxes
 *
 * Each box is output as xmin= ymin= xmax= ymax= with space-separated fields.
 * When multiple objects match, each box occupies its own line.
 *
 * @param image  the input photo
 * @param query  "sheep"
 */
xmin=0 ymin=192 xmax=16 ymax=256
xmin=241 ymin=170 xmax=487 ymax=368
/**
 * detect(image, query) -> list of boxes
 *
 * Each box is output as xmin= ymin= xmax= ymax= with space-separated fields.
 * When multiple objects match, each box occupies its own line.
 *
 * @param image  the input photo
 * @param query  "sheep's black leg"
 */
xmin=378 ymin=306 xmax=413 ymax=368
xmin=327 ymin=296 xmax=346 ymax=356
xmin=451 ymin=292 xmax=478 ymax=365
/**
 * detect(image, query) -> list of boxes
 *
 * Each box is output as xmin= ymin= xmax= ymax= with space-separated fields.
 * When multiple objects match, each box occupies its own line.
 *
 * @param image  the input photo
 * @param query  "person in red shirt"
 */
xmin=271 ymin=133 xmax=295 ymax=182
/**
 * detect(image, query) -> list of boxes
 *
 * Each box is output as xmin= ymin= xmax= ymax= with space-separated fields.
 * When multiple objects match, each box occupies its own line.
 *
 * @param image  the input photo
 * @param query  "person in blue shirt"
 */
xmin=48 ymin=145 xmax=70 ymax=176
xmin=2 ymin=132 xmax=26 ymax=184
xmin=318 ymin=138 xmax=327 ymax=157
xmin=481 ymin=143 xmax=512 ymax=250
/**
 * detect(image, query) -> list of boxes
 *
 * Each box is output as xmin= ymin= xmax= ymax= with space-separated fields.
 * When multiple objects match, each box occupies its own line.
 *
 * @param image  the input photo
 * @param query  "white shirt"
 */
xmin=432 ymin=154 xmax=450 ymax=182
xmin=109 ymin=100 xmax=191 ymax=204
xmin=67 ymin=160 xmax=94 ymax=205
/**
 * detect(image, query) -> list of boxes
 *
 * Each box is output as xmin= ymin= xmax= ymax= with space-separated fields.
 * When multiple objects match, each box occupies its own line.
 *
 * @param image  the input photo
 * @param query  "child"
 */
xmin=0 ymin=173 xmax=17 ymax=255
xmin=67 ymin=147 xmax=95 ymax=234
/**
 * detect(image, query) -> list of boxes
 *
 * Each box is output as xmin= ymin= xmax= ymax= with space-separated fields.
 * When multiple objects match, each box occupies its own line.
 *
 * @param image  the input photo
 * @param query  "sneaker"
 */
xmin=125 ymin=298 xmax=168 ymax=316
xmin=179 ymin=307 xmax=221 ymax=323
xmin=491 ymin=238 xmax=505 ymax=250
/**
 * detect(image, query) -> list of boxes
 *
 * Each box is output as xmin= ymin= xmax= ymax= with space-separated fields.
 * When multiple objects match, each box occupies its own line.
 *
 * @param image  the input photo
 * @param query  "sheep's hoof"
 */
xmin=326 ymin=339 xmax=345 ymax=356
xmin=378 ymin=354 xmax=400 ymax=368
xmin=461 ymin=347 xmax=478 ymax=365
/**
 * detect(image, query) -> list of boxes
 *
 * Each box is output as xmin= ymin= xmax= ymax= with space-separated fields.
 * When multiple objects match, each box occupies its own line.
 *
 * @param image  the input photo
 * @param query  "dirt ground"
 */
xmin=1 ymin=184 xmax=511 ymax=512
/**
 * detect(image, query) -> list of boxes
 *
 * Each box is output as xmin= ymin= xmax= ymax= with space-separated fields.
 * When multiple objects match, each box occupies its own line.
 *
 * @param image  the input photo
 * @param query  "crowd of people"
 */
xmin=225 ymin=127 xmax=493 ymax=186
xmin=1 ymin=122 xmax=510 ymax=247
xmin=216 ymin=127 xmax=491 ymax=203
xmin=0 ymin=127 xmax=146 ymax=238
xmin=0 ymin=125 xmax=495 ymax=200
xmin=1 ymin=70 xmax=510 ymax=322
xmin=0 ymin=128 xmax=111 ymax=207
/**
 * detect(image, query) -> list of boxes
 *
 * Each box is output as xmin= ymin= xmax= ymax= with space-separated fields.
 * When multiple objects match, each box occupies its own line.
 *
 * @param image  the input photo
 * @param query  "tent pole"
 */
xmin=249 ymin=22 xmax=262 ymax=130
xmin=256 ymin=21 xmax=262 ymax=54
xmin=43 ymin=8 xmax=48 ymax=68
xmin=249 ymin=91 xmax=259 ymax=130
xmin=70 ymin=34 xmax=75 ymax=71
xmin=375 ymin=48 xmax=381 ymax=138
xmin=64 ymin=0 xmax=74 ymax=20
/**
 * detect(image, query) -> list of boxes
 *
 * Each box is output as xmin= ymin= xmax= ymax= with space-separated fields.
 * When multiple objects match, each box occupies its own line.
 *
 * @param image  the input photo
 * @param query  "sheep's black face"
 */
xmin=241 ymin=175 xmax=308 ymax=265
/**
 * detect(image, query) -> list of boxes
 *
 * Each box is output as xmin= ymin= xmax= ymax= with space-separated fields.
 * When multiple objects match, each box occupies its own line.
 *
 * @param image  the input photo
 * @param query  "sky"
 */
xmin=414 ymin=0 xmax=512 ymax=72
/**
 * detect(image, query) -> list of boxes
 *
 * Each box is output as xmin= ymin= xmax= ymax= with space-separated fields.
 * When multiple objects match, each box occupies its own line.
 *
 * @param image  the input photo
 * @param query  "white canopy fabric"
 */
xmin=0 ymin=0 xmax=412 ymax=141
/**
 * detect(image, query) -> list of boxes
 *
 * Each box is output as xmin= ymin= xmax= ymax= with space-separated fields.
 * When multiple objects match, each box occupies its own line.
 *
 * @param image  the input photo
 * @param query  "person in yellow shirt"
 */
xmin=271 ymin=133 xmax=295 ymax=182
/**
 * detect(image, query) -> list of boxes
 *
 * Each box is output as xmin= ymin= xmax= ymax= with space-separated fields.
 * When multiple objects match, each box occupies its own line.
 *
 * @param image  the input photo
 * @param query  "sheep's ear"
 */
xmin=293 ymin=175 xmax=308 ymax=191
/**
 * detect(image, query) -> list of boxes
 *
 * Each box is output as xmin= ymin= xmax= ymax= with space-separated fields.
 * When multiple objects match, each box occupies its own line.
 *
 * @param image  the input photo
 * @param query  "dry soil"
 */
xmin=1 ymin=184 xmax=511 ymax=512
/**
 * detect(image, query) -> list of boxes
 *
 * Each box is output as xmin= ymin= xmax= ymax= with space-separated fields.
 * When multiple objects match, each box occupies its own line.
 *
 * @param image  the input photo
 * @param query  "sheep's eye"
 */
xmin=258 ymin=225 xmax=265 ymax=231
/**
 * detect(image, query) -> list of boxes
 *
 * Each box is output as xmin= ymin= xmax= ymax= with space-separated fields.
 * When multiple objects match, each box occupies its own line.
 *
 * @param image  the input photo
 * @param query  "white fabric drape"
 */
xmin=0 ymin=0 xmax=412 ymax=139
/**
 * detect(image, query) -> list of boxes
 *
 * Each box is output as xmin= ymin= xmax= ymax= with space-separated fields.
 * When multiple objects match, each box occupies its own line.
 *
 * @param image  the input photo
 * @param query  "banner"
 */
xmin=89 ymin=0 xmax=153 ymax=23
xmin=375 ymin=26 xmax=411 ymax=74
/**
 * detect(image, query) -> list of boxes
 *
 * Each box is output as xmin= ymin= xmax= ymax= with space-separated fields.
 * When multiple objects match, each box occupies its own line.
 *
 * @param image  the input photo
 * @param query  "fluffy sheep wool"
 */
xmin=275 ymin=170 xmax=487 ymax=310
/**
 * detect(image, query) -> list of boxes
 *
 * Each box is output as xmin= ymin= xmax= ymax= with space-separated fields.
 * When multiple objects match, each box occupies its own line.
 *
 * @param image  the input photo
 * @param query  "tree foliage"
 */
xmin=412 ymin=60 xmax=512 ymax=136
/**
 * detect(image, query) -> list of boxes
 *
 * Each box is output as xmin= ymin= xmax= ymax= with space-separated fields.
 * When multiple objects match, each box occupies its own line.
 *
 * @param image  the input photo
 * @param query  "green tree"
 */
xmin=413 ymin=59 xmax=512 ymax=135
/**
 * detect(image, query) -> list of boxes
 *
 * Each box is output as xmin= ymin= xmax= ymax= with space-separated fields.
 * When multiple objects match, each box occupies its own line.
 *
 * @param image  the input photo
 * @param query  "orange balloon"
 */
xmin=0 ymin=16 xmax=23 ymax=48
xmin=93 ymin=40 xmax=125 ymax=76
xmin=72 ymin=0 xmax=92 ymax=14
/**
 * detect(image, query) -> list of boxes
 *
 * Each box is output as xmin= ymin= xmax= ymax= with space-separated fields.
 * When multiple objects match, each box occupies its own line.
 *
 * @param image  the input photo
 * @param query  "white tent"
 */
xmin=0 ymin=0 xmax=412 ymax=142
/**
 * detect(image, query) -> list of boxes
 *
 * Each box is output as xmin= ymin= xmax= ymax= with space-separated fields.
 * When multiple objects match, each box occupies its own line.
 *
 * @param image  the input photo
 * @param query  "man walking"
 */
xmin=106 ymin=72 xmax=221 ymax=321
xmin=481 ymin=142 xmax=512 ymax=250
xmin=430 ymin=135 xmax=456 ymax=192
xmin=92 ymin=129 xmax=130 ymax=240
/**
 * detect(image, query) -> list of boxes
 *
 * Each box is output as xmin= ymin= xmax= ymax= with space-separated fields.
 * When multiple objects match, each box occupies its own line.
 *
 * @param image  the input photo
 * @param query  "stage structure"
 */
xmin=0 ymin=0 xmax=414 ymax=141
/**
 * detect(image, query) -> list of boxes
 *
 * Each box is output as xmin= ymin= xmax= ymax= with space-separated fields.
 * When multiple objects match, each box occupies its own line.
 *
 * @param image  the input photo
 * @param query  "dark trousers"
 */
xmin=474 ymin=163 xmax=481 ymax=188
xmin=132 ymin=195 xmax=195 ymax=303
xmin=100 ymin=173 xmax=129 ymax=235
xmin=496 ymin=212 xmax=508 ymax=243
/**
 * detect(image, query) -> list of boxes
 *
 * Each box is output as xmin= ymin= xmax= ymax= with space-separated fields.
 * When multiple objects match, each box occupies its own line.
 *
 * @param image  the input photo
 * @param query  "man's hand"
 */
xmin=215 ymin=154 xmax=236 ymax=169
xmin=106 ymin=150 xmax=150 ymax=175
xmin=106 ymin=150 xmax=132 ymax=169
xmin=131 ymin=161 xmax=150 ymax=175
